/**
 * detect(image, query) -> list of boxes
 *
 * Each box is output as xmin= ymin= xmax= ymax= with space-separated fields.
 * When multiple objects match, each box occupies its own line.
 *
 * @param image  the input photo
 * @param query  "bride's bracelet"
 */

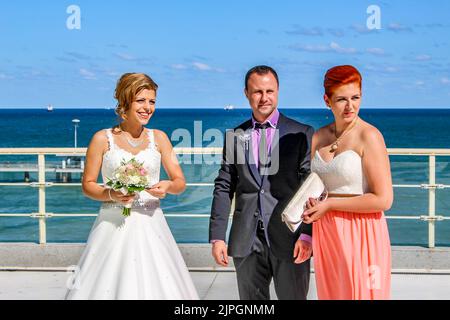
xmin=107 ymin=188 xmax=115 ymax=202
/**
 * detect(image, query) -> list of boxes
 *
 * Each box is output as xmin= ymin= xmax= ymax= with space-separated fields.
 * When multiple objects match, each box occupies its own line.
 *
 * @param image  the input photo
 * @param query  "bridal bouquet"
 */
xmin=106 ymin=158 xmax=151 ymax=216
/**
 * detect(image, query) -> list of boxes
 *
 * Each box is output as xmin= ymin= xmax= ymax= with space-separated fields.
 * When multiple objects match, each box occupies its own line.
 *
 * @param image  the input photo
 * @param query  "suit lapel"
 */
xmin=243 ymin=126 xmax=262 ymax=186
xmin=260 ymin=113 xmax=287 ymax=186
xmin=270 ymin=113 xmax=287 ymax=155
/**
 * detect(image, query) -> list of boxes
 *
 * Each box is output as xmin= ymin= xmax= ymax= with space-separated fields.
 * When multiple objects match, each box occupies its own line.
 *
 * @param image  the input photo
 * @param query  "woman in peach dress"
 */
xmin=302 ymin=65 xmax=392 ymax=300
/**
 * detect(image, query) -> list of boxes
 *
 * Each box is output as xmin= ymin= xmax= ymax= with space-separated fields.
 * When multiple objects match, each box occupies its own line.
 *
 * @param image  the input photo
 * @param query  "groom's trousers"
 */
xmin=233 ymin=221 xmax=310 ymax=300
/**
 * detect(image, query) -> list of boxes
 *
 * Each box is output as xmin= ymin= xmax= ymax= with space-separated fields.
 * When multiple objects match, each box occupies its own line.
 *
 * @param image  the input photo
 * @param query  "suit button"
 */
xmin=260 ymin=189 xmax=265 ymax=194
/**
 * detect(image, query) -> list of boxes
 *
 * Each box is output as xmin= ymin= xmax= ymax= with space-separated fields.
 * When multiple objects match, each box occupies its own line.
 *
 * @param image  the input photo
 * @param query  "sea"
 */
xmin=0 ymin=108 xmax=449 ymax=246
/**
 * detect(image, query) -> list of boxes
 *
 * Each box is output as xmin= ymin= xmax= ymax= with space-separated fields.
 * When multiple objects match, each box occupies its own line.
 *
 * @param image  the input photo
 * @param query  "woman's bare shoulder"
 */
xmin=151 ymin=129 xmax=171 ymax=144
xmin=90 ymin=129 xmax=109 ymax=143
xmin=313 ymin=123 xmax=334 ymax=138
xmin=88 ymin=129 xmax=109 ymax=153
xmin=151 ymin=128 xmax=168 ymax=139
xmin=359 ymin=120 xmax=384 ymax=142
xmin=357 ymin=120 xmax=387 ymax=156
xmin=312 ymin=123 xmax=334 ymax=146
xmin=150 ymin=129 xmax=172 ymax=153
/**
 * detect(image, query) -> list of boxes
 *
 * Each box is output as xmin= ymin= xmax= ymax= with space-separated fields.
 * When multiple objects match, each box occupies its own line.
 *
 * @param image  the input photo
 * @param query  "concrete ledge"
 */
xmin=391 ymin=246 xmax=450 ymax=270
xmin=0 ymin=243 xmax=449 ymax=271
xmin=0 ymin=243 xmax=222 ymax=270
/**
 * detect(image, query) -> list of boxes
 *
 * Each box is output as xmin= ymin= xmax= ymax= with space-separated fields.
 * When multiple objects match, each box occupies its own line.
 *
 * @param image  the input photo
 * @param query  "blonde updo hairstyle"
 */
xmin=113 ymin=73 xmax=158 ymax=132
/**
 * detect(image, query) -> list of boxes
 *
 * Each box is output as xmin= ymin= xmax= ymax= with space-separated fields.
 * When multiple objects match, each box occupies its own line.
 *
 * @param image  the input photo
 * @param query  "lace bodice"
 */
xmin=101 ymin=128 xmax=161 ymax=204
xmin=311 ymin=150 xmax=368 ymax=195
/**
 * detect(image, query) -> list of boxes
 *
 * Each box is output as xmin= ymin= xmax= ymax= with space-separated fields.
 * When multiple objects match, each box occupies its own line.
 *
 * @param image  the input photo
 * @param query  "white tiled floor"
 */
xmin=0 ymin=271 xmax=449 ymax=300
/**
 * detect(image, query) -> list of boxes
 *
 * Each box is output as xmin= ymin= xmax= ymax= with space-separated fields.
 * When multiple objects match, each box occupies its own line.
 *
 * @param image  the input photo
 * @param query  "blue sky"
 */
xmin=0 ymin=0 xmax=449 ymax=108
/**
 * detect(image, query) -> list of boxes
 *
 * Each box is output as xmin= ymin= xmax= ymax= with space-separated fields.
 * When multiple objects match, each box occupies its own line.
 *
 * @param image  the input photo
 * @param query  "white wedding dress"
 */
xmin=65 ymin=128 xmax=199 ymax=300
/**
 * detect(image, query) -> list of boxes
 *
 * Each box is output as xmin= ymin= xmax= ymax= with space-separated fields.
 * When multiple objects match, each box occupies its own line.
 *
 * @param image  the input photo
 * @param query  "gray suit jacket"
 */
xmin=209 ymin=112 xmax=314 ymax=260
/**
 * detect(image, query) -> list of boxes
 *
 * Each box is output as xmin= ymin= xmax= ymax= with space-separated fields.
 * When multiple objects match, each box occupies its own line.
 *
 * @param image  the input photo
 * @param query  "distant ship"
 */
xmin=47 ymin=104 xmax=54 ymax=112
xmin=224 ymin=104 xmax=234 ymax=110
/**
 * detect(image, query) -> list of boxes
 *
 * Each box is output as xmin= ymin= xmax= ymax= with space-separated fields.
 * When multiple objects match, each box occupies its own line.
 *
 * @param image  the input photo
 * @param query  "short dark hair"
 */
xmin=244 ymin=65 xmax=279 ymax=90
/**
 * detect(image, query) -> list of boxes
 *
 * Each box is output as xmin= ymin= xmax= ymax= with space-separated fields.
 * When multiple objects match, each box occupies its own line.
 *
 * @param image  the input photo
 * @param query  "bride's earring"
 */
xmin=325 ymin=103 xmax=332 ymax=119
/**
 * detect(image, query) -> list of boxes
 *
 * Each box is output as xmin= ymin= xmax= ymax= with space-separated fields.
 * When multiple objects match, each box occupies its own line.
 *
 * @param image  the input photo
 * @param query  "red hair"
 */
xmin=324 ymin=65 xmax=362 ymax=97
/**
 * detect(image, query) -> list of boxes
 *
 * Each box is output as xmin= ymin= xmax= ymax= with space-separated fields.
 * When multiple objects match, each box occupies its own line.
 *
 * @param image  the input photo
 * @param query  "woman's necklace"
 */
xmin=120 ymin=125 xmax=145 ymax=148
xmin=330 ymin=117 xmax=358 ymax=153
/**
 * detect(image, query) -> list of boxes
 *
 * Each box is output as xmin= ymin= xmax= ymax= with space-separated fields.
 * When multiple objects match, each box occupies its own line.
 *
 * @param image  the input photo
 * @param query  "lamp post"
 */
xmin=72 ymin=119 xmax=80 ymax=148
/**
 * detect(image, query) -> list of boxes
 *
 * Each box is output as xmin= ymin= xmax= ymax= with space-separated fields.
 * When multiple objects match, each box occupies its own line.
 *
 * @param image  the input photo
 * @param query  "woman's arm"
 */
xmin=310 ymin=130 xmax=318 ymax=160
xmin=327 ymin=127 xmax=393 ymax=212
xmin=146 ymin=130 xmax=186 ymax=198
xmin=303 ymin=127 xmax=393 ymax=223
xmin=82 ymin=130 xmax=136 ymax=204
xmin=82 ymin=130 xmax=111 ymax=201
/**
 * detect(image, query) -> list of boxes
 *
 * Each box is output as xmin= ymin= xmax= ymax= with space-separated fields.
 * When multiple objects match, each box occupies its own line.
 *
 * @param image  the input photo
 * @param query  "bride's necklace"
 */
xmin=120 ymin=125 xmax=145 ymax=148
xmin=330 ymin=117 xmax=358 ymax=153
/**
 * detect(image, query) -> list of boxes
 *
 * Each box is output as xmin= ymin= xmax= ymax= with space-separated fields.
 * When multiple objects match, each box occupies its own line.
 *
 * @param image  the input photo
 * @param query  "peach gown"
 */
xmin=311 ymin=150 xmax=391 ymax=300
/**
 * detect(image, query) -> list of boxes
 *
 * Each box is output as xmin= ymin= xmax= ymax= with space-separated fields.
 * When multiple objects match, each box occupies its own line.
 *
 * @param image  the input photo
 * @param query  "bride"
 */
xmin=65 ymin=73 xmax=199 ymax=300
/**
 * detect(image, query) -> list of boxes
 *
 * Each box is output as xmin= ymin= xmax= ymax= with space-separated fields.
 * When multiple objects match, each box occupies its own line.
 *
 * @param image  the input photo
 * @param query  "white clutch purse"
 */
xmin=281 ymin=172 xmax=327 ymax=233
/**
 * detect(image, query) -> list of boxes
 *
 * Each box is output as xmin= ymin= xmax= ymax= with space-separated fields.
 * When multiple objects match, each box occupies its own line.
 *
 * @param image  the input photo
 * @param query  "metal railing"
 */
xmin=0 ymin=147 xmax=449 ymax=247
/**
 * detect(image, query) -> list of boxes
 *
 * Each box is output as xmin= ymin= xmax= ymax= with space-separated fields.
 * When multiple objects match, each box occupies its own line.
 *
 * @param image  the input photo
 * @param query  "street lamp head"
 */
xmin=72 ymin=119 xmax=80 ymax=148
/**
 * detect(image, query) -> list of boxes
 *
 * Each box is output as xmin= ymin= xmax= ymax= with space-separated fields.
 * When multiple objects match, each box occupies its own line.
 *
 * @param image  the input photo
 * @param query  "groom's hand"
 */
xmin=212 ymin=241 xmax=229 ymax=267
xmin=293 ymin=239 xmax=312 ymax=264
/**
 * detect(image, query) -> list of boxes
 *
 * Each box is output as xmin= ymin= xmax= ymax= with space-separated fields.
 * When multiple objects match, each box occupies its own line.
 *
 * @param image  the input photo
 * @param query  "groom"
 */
xmin=209 ymin=65 xmax=314 ymax=300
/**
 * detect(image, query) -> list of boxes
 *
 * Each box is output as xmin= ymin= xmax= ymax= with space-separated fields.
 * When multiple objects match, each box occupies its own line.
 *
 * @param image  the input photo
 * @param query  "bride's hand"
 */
xmin=109 ymin=190 xmax=136 ymax=205
xmin=146 ymin=181 xmax=173 ymax=199
xmin=302 ymin=198 xmax=330 ymax=224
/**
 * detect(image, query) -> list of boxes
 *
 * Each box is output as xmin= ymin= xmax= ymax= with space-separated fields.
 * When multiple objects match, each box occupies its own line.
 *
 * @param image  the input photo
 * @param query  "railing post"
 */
xmin=428 ymin=155 xmax=436 ymax=248
xmin=38 ymin=154 xmax=47 ymax=245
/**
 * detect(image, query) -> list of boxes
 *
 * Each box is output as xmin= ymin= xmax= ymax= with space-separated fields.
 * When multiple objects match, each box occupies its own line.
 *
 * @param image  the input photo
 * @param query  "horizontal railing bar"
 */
xmin=0 ymin=213 xmax=213 ymax=218
xmin=174 ymin=147 xmax=223 ymax=154
xmin=1 ymin=147 xmax=450 ymax=156
xmin=2 ymin=182 xmax=447 ymax=189
xmin=42 ymin=214 xmax=97 ymax=217
xmin=41 ymin=183 xmax=81 ymax=186
xmin=0 ymin=147 xmax=224 ymax=155
xmin=0 ymin=213 xmax=211 ymax=217
xmin=44 ymin=213 xmax=213 ymax=218
xmin=0 ymin=183 xmax=215 ymax=187
xmin=0 ymin=213 xmax=448 ymax=220
xmin=387 ymin=148 xmax=450 ymax=156
xmin=394 ymin=184 xmax=450 ymax=189
xmin=0 ymin=169 xmax=83 ymax=173
xmin=385 ymin=216 xmax=423 ymax=220
xmin=393 ymin=184 xmax=422 ymax=188
xmin=166 ymin=214 xmax=211 ymax=218
xmin=47 ymin=183 xmax=214 ymax=187
xmin=0 ymin=148 xmax=87 ymax=155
